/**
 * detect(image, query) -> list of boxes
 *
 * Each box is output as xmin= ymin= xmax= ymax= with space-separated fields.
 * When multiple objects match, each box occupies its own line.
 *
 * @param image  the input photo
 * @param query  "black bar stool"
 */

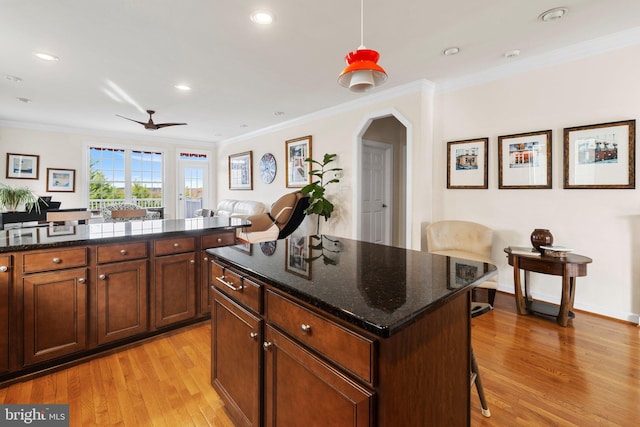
xmin=471 ymin=302 xmax=492 ymax=417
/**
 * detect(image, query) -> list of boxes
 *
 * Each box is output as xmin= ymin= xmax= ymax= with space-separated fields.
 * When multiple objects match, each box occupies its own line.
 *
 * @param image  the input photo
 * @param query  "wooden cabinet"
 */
xmin=22 ymin=267 xmax=88 ymax=366
xmin=263 ymin=326 xmax=373 ymax=427
xmin=96 ymin=242 xmax=149 ymax=345
xmin=0 ymin=255 xmax=11 ymax=373
xmin=153 ymin=237 xmax=197 ymax=328
xmin=212 ymin=289 xmax=262 ymax=427
xmin=200 ymin=231 xmax=236 ymax=315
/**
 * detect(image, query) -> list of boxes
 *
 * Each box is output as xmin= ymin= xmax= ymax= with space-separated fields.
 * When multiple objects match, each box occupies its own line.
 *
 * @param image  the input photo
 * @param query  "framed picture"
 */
xmin=8 ymin=228 xmax=38 ymax=246
xmin=46 ymin=168 xmax=76 ymax=192
xmin=285 ymin=135 xmax=312 ymax=188
xmin=563 ymin=120 xmax=635 ymax=189
xmin=232 ymin=242 xmax=253 ymax=255
xmin=498 ymin=130 xmax=552 ymax=189
xmin=447 ymin=138 xmax=488 ymax=189
xmin=6 ymin=153 xmax=39 ymax=179
xmin=228 ymin=151 xmax=253 ymax=190
xmin=47 ymin=225 xmax=76 ymax=237
xmin=285 ymin=236 xmax=312 ymax=279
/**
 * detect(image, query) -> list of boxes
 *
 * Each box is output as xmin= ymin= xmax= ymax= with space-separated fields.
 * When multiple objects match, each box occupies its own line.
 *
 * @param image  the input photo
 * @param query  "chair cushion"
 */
xmin=270 ymin=192 xmax=302 ymax=226
xmin=426 ymin=220 xmax=492 ymax=259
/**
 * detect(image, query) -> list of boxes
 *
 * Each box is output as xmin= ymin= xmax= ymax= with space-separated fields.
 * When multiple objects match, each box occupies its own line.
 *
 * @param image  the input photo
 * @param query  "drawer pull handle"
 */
xmin=301 ymin=324 xmax=312 ymax=334
xmin=120 ymin=249 xmax=128 ymax=255
xmin=52 ymin=257 xmax=61 ymax=264
xmin=263 ymin=342 xmax=272 ymax=350
xmin=78 ymin=278 xmax=86 ymax=284
xmin=173 ymin=243 xmax=180 ymax=248
xmin=216 ymin=276 xmax=243 ymax=292
xmin=250 ymin=332 xmax=258 ymax=340
xmin=0 ymin=266 xmax=7 ymax=272
xmin=99 ymin=274 xmax=107 ymax=280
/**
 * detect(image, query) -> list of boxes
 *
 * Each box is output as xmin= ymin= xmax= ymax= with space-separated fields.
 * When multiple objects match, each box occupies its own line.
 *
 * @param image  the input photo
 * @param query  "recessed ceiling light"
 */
xmin=504 ymin=49 xmax=521 ymax=58
xmin=4 ymin=75 xmax=23 ymax=83
xmin=175 ymin=84 xmax=191 ymax=91
xmin=443 ymin=47 xmax=460 ymax=56
xmin=33 ymin=51 xmax=59 ymax=61
xmin=539 ymin=7 xmax=568 ymax=22
xmin=16 ymin=97 xmax=32 ymax=103
xmin=250 ymin=11 xmax=274 ymax=25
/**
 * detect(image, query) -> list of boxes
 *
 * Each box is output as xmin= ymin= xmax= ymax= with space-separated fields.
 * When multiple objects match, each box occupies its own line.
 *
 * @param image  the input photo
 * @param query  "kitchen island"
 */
xmin=207 ymin=235 xmax=497 ymax=426
xmin=0 ymin=217 xmax=248 ymax=385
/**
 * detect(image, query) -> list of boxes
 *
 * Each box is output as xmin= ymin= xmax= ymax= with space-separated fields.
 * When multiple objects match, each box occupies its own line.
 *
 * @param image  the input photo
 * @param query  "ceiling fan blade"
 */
xmin=116 ymin=114 xmax=147 ymax=126
xmin=154 ymin=122 xmax=188 ymax=128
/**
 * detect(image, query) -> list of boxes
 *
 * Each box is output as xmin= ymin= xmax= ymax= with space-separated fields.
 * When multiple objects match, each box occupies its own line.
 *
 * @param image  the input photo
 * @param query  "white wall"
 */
xmin=0 ymin=126 xmax=215 ymax=219
xmin=433 ymin=44 xmax=640 ymax=324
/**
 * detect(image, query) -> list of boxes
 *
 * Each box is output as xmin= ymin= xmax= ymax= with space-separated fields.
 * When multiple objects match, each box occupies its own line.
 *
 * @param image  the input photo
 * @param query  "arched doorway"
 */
xmin=354 ymin=111 xmax=411 ymax=248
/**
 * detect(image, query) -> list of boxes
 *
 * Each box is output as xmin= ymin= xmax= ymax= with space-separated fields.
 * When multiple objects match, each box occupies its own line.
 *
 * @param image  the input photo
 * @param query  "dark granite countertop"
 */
xmin=207 ymin=235 xmax=497 ymax=338
xmin=0 ymin=217 xmax=249 ymax=252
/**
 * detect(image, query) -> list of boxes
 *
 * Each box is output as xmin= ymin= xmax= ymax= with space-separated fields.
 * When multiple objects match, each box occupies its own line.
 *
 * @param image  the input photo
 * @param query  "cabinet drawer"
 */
xmin=266 ymin=290 xmax=375 ymax=385
xmin=154 ymin=236 xmax=196 ymax=256
xmin=211 ymin=261 xmax=262 ymax=314
xmin=202 ymin=231 xmax=235 ymax=248
xmin=97 ymin=241 xmax=148 ymax=263
xmin=22 ymin=247 xmax=88 ymax=274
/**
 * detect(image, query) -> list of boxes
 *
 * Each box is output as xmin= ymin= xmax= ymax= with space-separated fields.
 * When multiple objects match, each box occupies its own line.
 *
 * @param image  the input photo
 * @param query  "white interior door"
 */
xmin=177 ymin=159 xmax=209 ymax=219
xmin=361 ymin=140 xmax=392 ymax=244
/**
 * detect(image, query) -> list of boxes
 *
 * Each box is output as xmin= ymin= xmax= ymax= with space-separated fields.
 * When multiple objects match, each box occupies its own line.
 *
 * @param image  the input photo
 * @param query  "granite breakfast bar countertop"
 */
xmin=207 ymin=234 xmax=497 ymax=337
xmin=0 ymin=216 xmax=250 ymax=253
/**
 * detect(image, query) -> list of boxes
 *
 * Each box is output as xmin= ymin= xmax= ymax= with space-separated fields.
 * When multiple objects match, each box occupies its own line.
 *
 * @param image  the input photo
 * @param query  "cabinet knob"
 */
xmin=52 ymin=257 xmax=61 ymax=264
xmin=217 ymin=238 xmax=222 ymax=243
xmin=301 ymin=324 xmax=312 ymax=334
xmin=78 ymin=278 xmax=86 ymax=284
xmin=0 ymin=266 xmax=7 ymax=272
xmin=263 ymin=342 xmax=272 ymax=351
xmin=173 ymin=243 xmax=180 ymax=248
xmin=190 ymin=259 xmax=196 ymax=264
xmin=99 ymin=274 xmax=107 ymax=280
xmin=250 ymin=332 xmax=258 ymax=340
xmin=120 ymin=249 xmax=128 ymax=255
xmin=203 ymin=257 xmax=209 ymax=262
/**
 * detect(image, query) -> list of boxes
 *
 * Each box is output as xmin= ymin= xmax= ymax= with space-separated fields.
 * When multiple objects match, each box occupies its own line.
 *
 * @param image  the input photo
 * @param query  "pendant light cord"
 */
xmin=359 ymin=0 xmax=365 ymax=49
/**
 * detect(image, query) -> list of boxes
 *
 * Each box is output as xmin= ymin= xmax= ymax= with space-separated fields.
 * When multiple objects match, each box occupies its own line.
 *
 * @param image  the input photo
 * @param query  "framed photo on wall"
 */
xmin=46 ymin=168 xmax=76 ymax=192
xmin=6 ymin=153 xmax=39 ymax=179
xmin=446 ymin=138 xmax=488 ymax=189
xmin=498 ymin=130 xmax=552 ymax=189
xmin=563 ymin=120 xmax=635 ymax=189
xmin=228 ymin=151 xmax=253 ymax=190
xmin=286 ymin=135 xmax=312 ymax=188
xmin=285 ymin=236 xmax=311 ymax=279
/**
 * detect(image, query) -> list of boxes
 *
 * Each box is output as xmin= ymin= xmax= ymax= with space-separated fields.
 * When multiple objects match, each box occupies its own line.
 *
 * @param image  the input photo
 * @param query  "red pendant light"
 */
xmin=338 ymin=0 xmax=387 ymax=92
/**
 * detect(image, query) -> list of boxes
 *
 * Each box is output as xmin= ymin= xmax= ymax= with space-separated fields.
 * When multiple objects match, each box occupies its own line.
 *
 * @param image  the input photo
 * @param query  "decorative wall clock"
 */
xmin=259 ymin=153 xmax=277 ymax=184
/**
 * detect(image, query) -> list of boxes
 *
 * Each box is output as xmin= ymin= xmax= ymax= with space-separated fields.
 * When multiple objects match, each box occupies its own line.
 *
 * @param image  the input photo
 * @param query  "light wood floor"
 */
xmin=1 ymin=292 xmax=638 ymax=426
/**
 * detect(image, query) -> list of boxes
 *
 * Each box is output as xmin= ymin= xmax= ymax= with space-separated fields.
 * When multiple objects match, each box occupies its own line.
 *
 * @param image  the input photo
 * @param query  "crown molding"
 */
xmin=219 ymin=80 xmax=433 ymax=147
xmin=437 ymin=26 xmax=640 ymax=93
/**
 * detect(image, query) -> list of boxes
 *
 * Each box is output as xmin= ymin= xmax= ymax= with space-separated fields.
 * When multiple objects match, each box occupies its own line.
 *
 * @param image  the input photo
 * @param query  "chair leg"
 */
xmin=471 ymin=347 xmax=491 ymax=417
xmin=487 ymin=288 xmax=497 ymax=306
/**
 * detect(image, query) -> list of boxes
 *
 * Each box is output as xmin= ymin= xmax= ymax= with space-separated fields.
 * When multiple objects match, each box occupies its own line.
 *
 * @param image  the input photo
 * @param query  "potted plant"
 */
xmin=0 ymin=183 xmax=41 ymax=213
xmin=301 ymin=153 xmax=343 ymax=234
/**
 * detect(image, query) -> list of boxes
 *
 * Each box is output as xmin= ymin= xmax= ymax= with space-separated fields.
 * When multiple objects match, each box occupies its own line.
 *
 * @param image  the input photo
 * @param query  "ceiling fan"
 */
xmin=116 ymin=109 xmax=187 ymax=130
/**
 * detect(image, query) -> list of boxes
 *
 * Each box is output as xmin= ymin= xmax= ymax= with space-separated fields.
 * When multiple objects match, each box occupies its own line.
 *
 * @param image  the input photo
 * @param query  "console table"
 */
xmin=504 ymin=249 xmax=592 ymax=326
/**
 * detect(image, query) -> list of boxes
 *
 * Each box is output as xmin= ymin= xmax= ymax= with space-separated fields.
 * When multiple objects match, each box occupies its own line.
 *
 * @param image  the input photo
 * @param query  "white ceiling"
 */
xmin=1 ymin=0 xmax=640 ymax=145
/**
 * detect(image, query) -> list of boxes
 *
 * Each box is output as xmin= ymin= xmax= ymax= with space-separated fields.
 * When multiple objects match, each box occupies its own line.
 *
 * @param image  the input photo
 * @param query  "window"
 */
xmin=89 ymin=146 xmax=164 ymax=212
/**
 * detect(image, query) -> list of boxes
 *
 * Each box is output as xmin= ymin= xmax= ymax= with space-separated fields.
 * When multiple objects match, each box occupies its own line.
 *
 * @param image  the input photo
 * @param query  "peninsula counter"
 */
xmin=207 ymin=235 xmax=497 ymax=426
xmin=0 ymin=217 xmax=248 ymax=385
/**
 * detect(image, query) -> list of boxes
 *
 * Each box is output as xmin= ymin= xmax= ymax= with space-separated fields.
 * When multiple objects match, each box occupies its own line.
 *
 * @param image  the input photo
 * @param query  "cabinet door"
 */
xmin=154 ymin=253 xmax=196 ymax=328
xmin=212 ymin=290 xmax=262 ymax=427
xmin=264 ymin=326 xmax=374 ymax=427
xmin=0 ymin=255 xmax=11 ymax=373
xmin=96 ymin=259 xmax=148 ymax=345
xmin=23 ymin=268 xmax=88 ymax=366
